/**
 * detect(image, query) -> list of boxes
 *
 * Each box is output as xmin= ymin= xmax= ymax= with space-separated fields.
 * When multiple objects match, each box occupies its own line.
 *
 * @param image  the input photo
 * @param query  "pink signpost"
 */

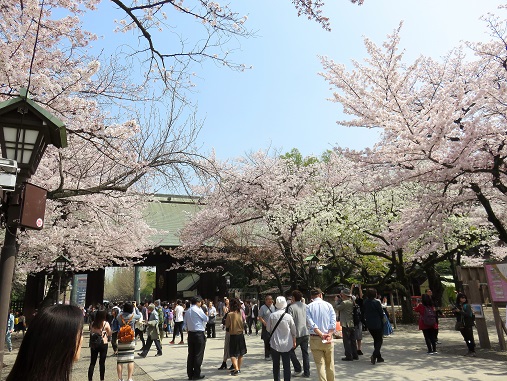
xmin=485 ymin=264 xmax=507 ymax=303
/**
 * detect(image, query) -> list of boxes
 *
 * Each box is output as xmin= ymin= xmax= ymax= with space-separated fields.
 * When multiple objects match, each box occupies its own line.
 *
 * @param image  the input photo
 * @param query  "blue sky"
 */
xmin=85 ymin=1 xmax=504 ymax=161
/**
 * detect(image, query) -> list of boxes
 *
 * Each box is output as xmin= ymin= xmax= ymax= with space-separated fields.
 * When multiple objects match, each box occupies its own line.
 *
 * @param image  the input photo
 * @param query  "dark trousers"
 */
xmin=368 ymin=328 xmax=383 ymax=359
xmin=187 ymin=331 xmax=206 ymax=379
xmin=141 ymin=335 xmax=162 ymax=355
xmin=289 ymin=335 xmax=310 ymax=377
xmin=271 ymin=349 xmax=291 ymax=381
xmin=460 ymin=326 xmax=475 ymax=352
xmin=111 ymin=331 xmax=118 ymax=353
xmin=342 ymin=326 xmax=358 ymax=359
xmin=246 ymin=316 xmax=254 ymax=334
xmin=262 ymin=327 xmax=271 ymax=358
xmin=88 ymin=343 xmax=108 ymax=381
xmin=206 ymin=322 xmax=216 ymax=338
xmin=422 ymin=328 xmax=437 ymax=353
xmin=135 ymin=327 xmax=145 ymax=349
xmin=173 ymin=321 xmax=184 ymax=341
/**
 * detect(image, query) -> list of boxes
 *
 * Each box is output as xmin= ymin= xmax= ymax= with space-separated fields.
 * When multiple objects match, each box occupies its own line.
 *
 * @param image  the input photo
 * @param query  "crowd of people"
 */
xmin=3 ymin=286 xmax=478 ymax=381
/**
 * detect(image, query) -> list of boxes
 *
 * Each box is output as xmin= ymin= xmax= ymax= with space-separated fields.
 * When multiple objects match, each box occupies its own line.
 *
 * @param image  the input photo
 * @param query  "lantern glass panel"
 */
xmin=56 ymin=261 xmax=65 ymax=273
xmin=2 ymin=126 xmax=39 ymax=164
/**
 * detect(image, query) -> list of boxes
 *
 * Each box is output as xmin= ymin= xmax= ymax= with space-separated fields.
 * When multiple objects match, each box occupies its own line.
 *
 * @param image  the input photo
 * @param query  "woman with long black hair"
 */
xmin=452 ymin=292 xmax=476 ymax=356
xmin=89 ymin=309 xmax=112 ymax=381
xmin=6 ymin=304 xmax=84 ymax=381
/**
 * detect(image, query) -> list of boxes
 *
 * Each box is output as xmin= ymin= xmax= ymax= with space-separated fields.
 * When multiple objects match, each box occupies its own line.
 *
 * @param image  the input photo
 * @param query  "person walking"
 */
xmin=244 ymin=300 xmax=253 ymax=335
xmin=138 ymin=304 xmax=163 ymax=357
xmin=414 ymin=294 xmax=438 ymax=355
xmin=154 ymin=300 xmax=164 ymax=344
xmin=381 ymin=297 xmax=393 ymax=337
xmin=207 ymin=301 xmax=217 ymax=338
xmin=352 ymin=284 xmax=365 ymax=356
xmin=226 ymin=298 xmax=248 ymax=376
xmin=363 ymin=288 xmax=385 ymax=364
xmin=452 ymin=292 xmax=476 ymax=356
xmin=259 ymin=295 xmax=275 ymax=361
xmin=335 ymin=288 xmax=358 ymax=361
xmin=170 ymin=299 xmax=185 ymax=344
xmin=288 ymin=290 xmax=310 ymax=378
xmin=183 ymin=296 xmax=208 ymax=380
xmin=15 ymin=311 xmax=26 ymax=337
xmin=164 ymin=303 xmax=173 ymax=336
xmin=111 ymin=307 xmax=121 ymax=356
xmin=134 ymin=301 xmax=146 ymax=351
xmin=425 ymin=289 xmax=442 ymax=343
xmin=88 ymin=310 xmax=112 ymax=381
xmin=306 ymin=288 xmax=336 ymax=381
xmin=116 ymin=302 xmax=142 ymax=381
xmin=268 ymin=296 xmax=296 ymax=381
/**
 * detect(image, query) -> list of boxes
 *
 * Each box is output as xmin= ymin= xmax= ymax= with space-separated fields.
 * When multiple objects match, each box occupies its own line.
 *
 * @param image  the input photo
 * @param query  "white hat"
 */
xmin=275 ymin=296 xmax=287 ymax=310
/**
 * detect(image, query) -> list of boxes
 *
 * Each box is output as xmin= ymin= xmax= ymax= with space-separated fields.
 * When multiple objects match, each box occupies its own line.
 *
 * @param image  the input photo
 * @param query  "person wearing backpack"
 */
xmin=88 ymin=310 xmax=112 ymax=381
xmin=452 ymin=293 xmax=476 ymax=357
xmin=414 ymin=294 xmax=438 ymax=354
xmin=352 ymin=284 xmax=365 ymax=356
xmin=335 ymin=288 xmax=358 ymax=361
xmin=115 ymin=302 xmax=142 ymax=381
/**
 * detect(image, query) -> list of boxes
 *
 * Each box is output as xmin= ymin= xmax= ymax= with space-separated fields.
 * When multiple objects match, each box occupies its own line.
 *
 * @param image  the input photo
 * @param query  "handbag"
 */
xmin=455 ymin=318 xmax=465 ymax=331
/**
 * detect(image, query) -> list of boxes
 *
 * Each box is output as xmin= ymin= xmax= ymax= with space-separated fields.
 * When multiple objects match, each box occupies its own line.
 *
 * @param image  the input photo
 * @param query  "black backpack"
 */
xmin=90 ymin=333 xmax=102 ymax=349
xmin=422 ymin=306 xmax=436 ymax=326
xmin=89 ymin=323 xmax=105 ymax=349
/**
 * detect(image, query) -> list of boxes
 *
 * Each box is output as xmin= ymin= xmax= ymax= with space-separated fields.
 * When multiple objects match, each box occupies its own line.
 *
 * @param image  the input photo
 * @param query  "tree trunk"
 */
xmin=394 ymin=257 xmax=416 ymax=324
xmin=424 ymin=264 xmax=444 ymax=308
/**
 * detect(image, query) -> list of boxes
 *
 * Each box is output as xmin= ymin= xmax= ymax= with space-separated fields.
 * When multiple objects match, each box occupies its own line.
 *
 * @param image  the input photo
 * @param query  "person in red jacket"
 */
xmin=414 ymin=294 xmax=438 ymax=354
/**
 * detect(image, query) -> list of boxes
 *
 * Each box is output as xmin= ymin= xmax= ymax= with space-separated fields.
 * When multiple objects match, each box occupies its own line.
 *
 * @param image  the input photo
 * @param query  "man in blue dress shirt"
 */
xmin=306 ymin=288 xmax=336 ymax=381
xmin=183 ymin=296 xmax=209 ymax=380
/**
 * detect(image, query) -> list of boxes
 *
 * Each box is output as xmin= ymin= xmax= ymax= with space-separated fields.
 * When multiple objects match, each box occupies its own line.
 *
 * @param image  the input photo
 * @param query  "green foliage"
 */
xmin=141 ymin=270 xmax=156 ymax=301
xmin=104 ymin=267 xmax=156 ymax=302
xmin=280 ymin=148 xmax=319 ymax=167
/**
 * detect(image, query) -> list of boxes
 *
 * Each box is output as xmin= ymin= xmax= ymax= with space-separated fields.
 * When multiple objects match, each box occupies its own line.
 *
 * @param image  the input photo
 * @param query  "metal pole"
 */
xmin=70 ymin=274 xmax=78 ymax=305
xmin=0 ymin=223 xmax=18 ymax=376
xmin=63 ymin=278 xmax=67 ymax=305
xmin=134 ymin=266 xmax=141 ymax=303
xmin=57 ymin=273 xmax=61 ymax=304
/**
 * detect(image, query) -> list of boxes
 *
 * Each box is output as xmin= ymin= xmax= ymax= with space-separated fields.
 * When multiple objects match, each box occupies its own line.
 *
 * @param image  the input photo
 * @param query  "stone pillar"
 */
xmin=165 ymin=269 xmax=178 ymax=301
xmin=23 ymin=272 xmax=46 ymax=324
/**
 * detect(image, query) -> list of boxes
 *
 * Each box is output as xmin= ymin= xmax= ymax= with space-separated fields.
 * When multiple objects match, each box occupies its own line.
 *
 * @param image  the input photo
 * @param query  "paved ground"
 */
xmin=2 ymin=309 xmax=507 ymax=381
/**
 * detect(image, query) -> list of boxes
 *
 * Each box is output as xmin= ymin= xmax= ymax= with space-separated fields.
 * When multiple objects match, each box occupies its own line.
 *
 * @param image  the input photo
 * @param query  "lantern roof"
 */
xmin=0 ymin=88 xmax=67 ymax=149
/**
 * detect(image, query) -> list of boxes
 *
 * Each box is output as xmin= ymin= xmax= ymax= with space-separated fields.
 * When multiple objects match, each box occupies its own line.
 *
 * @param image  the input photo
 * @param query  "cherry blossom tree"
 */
xmin=180 ymin=150 xmax=330 ymax=292
xmin=320 ymin=12 xmax=507 ymax=261
xmin=0 ymin=2 xmax=214 ymax=277
xmin=0 ymin=0 xmax=367 ymax=289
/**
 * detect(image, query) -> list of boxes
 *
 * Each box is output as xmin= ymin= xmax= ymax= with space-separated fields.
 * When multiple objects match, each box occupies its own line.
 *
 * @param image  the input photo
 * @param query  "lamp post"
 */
xmin=54 ymin=255 xmax=71 ymax=304
xmin=0 ymin=89 xmax=67 ymax=373
xmin=304 ymin=254 xmax=319 ymax=288
xmin=223 ymin=271 xmax=232 ymax=298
